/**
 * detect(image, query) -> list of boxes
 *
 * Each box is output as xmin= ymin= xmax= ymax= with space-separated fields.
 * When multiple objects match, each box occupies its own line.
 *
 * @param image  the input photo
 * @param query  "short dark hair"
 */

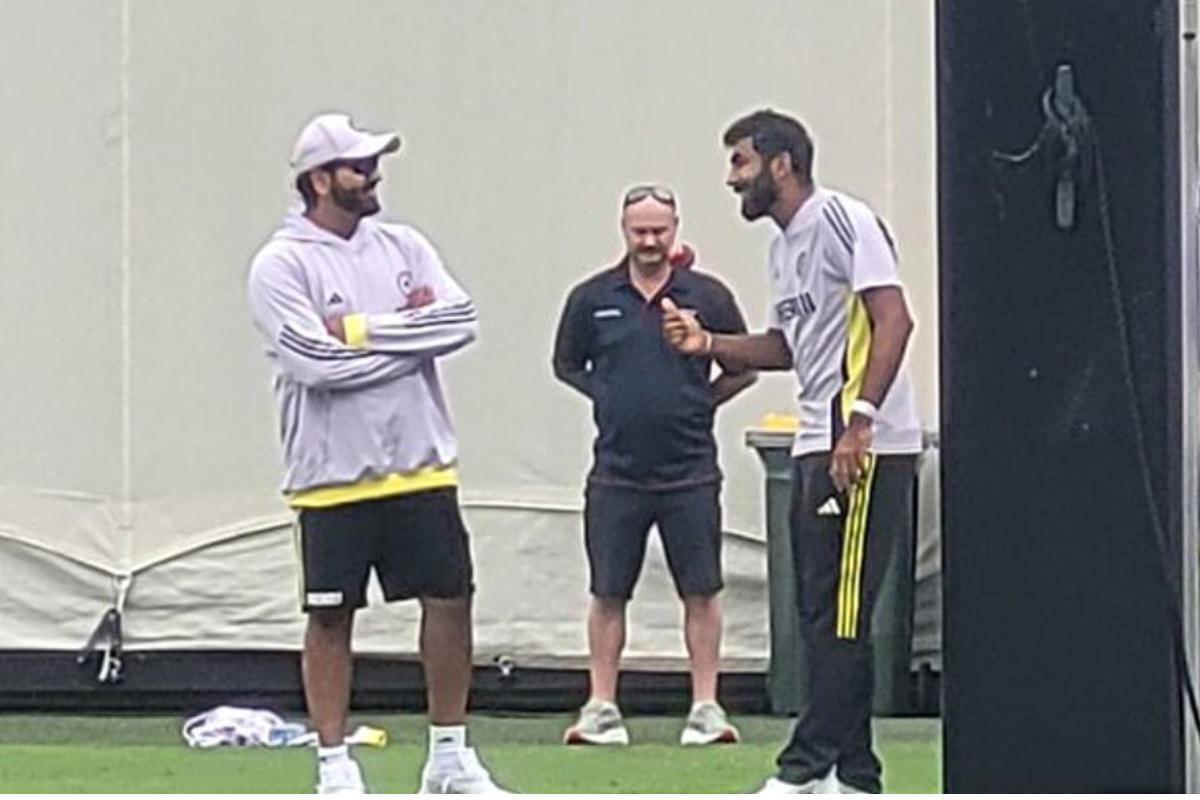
xmin=295 ymin=171 xmax=319 ymax=210
xmin=722 ymin=109 xmax=814 ymax=182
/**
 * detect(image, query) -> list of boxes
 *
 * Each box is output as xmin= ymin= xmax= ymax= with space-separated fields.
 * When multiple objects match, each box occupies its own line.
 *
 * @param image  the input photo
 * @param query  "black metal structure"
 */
xmin=0 ymin=650 xmax=771 ymax=716
xmin=939 ymin=0 xmax=1187 ymax=792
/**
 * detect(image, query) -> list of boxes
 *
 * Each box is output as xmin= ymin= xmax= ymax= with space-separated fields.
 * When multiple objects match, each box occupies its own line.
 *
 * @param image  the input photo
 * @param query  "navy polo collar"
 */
xmin=606 ymin=257 xmax=697 ymax=299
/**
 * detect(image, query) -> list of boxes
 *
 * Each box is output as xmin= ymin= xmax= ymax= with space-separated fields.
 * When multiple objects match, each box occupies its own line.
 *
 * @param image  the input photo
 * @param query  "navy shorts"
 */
xmin=296 ymin=487 xmax=474 ymax=611
xmin=584 ymin=483 xmax=723 ymax=600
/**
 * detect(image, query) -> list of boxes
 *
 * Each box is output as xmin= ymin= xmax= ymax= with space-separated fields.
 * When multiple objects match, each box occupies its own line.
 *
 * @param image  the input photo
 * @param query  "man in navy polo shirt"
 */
xmin=552 ymin=185 xmax=756 ymax=747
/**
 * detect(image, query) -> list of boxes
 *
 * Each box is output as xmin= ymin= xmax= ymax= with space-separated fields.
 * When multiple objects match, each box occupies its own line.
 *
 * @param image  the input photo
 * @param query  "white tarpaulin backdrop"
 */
xmin=0 ymin=1 xmax=939 ymax=671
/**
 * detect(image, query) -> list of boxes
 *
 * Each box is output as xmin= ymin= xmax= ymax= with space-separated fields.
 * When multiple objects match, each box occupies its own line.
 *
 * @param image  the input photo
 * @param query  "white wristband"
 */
xmin=850 ymin=398 xmax=879 ymax=421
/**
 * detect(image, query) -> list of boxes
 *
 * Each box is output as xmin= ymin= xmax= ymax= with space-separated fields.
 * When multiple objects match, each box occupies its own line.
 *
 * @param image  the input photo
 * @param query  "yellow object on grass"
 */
xmin=347 ymin=725 xmax=388 ymax=747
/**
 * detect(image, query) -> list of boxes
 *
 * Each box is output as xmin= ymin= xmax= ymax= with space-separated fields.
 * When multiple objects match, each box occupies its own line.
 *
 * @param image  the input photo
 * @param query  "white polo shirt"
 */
xmin=767 ymin=187 xmax=922 ymax=456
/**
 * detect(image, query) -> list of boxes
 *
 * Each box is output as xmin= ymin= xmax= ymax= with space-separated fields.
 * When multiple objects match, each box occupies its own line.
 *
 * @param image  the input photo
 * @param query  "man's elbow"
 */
xmin=461 ymin=320 xmax=480 ymax=345
xmin=551 ymin=358 xmax=574 ymax=386
xmin=438 ymin=321 xmax=478 ymax=355
xmin=890 ymin=310 xmax=914 ymax=342
xmin=894 ymin=308 xmax=915 ymax=346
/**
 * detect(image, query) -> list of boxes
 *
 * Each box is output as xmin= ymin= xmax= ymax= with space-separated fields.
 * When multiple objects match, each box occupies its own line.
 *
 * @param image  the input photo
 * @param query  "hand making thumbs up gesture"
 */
xmin=660 ymin=296 xmax=712 ymax=355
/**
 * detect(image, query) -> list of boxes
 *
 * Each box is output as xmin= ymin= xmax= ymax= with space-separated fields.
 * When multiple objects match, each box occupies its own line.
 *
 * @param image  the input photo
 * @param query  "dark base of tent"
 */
xmin=0 ymin=651 xmax=940 ymax=717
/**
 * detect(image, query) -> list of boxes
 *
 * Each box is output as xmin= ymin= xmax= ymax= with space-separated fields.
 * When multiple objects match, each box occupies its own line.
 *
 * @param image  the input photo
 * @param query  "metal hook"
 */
xmin=76 ymin=574 xmax=132 ymax=684
xmin=493 ymin=654 xmax=516 ymax=681
xmin=992 ymin=63 xmax=1092 ymax=230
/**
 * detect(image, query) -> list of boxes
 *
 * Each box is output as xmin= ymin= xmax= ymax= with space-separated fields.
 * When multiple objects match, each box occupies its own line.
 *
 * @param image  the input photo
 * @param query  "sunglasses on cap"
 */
xmin=622 ymin=184 xmax=676 ymax=208
xmin=321 ymin=157 xmax=379 ymax=177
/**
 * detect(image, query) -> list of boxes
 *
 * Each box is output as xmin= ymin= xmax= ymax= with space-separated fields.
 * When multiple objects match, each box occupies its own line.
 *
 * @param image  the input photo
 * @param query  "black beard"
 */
xmin=331 ymin=183 xmax=380 ymax=216
xmin=739 ymin=170 xmax=778 ymax=221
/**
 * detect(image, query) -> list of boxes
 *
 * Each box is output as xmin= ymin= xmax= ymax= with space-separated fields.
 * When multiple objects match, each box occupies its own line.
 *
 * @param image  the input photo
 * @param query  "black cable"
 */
xmin=1090 ymin=138 xmax=1200 ymax=737
xmin=993 ymin=65 xmax=1200 ymax=742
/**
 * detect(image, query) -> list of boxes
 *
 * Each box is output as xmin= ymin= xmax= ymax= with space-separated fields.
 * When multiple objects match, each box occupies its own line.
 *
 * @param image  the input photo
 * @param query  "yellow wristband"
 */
xmin=343 ymin=313 xmax=368 ymax=348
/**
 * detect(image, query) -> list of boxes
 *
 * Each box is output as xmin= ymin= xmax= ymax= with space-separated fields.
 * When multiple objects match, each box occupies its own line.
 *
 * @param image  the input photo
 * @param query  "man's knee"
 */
xmin=682 ymin=591 xmax=722 ymax=610
xmin=420 ymin=593 xmax=471 ymax=610
xmin=419 ymin=594 xmax=473 ymax=629
xmin=591 ymin=595 xmax=628 ymax=615
xmin=308 ymin=607 xmax=354 ymax=631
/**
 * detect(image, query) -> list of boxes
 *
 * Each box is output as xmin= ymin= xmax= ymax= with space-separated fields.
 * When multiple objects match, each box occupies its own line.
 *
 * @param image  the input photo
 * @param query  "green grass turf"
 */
xmin=0 ymin=713 xmax=940 ymax=793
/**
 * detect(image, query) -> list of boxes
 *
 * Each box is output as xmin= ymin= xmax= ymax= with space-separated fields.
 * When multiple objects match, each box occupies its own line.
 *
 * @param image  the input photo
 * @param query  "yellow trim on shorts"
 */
xmin=836 ymin=454 xmax=876 ymax=639
xmin=288 ymin=466 xmax=458 ymax=509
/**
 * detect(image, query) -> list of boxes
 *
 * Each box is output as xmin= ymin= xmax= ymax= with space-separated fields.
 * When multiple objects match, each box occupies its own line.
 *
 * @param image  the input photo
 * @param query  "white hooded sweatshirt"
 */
xmin=248 ymin=213 xmax=477 ymax=504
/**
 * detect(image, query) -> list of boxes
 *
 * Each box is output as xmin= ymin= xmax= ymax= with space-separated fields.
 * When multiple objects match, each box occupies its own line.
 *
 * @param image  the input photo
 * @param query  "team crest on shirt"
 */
xmin=774 ymin=250 xmax=806 ymax=283
xmin=396 ymin=271 xmax=414 ymax=294
xmin=394 ymin=270 xmax=436 ymax=309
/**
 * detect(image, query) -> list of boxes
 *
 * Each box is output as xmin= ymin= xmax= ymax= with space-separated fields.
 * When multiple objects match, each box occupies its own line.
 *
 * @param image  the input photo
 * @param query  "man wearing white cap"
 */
xmin=248 ymin=113 xmax=506 ymax=794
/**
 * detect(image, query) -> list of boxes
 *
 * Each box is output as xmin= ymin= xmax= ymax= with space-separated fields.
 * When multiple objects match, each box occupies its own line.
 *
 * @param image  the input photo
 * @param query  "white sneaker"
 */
xmin=826 ymin=766 xmax=868 ymax=793
xmin=562 ymin=700 xmax=630 ymax=745
xmin=679 ymin=701 xmax=740 ymax=746
xmin=419 ymin=747 xmax=509 ymax=794
xmin=756 ymin=768 xmax=838 ymax=794
xmin=317 ymin=757 xmax=367 ymax=794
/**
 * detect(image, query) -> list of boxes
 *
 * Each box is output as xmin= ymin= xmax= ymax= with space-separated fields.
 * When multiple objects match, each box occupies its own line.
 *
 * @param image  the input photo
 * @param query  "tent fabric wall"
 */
xmin=0 ymin=1 xmax=937 ymax=671
xmin=1 ymin=505 xmax=773 ymax=668
xmin=0 ymin=476 xmax=943 ymax=671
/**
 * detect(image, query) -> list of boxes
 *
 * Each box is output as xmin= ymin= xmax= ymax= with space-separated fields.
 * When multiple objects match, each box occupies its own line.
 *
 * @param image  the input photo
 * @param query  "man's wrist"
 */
xmin=848 ymin=414 xmax=874 ymax=431
xmin=342 ymin=313 xmax=369 ymax=348
xmin=702 ymin=330 xmax=714 ymax=355
xmin=850 ymin=398 xmax=878 ymax=420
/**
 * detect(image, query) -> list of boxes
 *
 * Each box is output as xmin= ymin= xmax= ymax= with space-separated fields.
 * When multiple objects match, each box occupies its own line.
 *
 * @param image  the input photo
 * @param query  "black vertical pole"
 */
xmin=938 ymin=0 xmax=1184 ymax=791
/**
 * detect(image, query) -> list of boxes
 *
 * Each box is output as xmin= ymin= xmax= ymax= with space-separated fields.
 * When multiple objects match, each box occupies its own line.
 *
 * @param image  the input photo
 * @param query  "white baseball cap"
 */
xmin=290 ymin=113 xmax=400 ymax=176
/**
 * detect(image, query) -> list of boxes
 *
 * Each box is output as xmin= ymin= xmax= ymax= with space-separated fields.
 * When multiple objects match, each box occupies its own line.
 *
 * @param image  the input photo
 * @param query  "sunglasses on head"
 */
xmin=622 ymin=184 xmax=676 ymax=208
xmin=322 ymin=157 xmax=379 ymax=177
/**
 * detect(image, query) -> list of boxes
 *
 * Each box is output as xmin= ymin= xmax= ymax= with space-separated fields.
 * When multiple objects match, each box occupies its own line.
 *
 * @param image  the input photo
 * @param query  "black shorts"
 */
xmin=296 ymin=487 xmax=474 ymax=612
xmin=584 ymin=483 xmax=723 ymax=600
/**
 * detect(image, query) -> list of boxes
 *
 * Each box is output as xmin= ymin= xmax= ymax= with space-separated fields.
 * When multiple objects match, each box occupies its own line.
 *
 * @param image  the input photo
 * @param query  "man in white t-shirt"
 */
xmin=662 ymin=109 xmax=921 ymax=794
